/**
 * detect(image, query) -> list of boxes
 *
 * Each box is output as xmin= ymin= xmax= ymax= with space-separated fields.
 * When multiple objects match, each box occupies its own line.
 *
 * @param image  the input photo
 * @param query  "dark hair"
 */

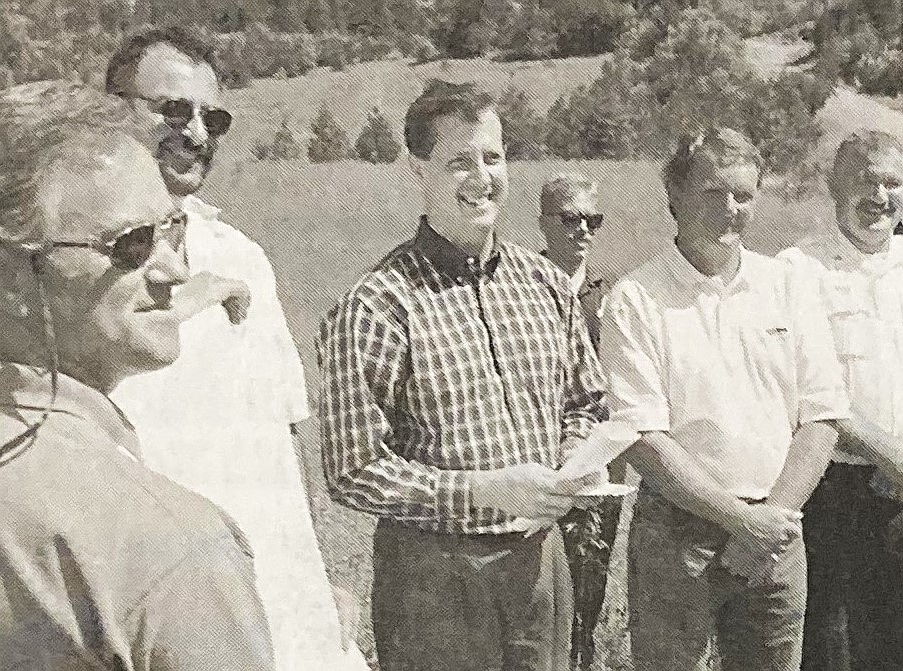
xmin=404 ymin=79 xmax=495 ymax=160
xmin=663 ymin=127 xmax=763 ymax=203
xmin=105 ymin=25 xmax=221 ymax=96
xmin=828 ymin=130 xmax=903 ymax=203
xmin=0 ymin=81 xmax=143 ymax=243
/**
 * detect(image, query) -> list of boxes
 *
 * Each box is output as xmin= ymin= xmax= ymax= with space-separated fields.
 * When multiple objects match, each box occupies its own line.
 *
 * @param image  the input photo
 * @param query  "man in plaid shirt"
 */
xmin=317 ymin=79 xmax=608 ymax=671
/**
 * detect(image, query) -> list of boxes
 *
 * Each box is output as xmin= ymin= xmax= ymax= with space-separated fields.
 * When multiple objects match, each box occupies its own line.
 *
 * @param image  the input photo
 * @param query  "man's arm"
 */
xmin=139 ymin=540 xmax=276 ymax=671
xmin=560 ymin=293 xmax=608 ymax=447
xmin=767 ymin=420 xmax=839 ymax=510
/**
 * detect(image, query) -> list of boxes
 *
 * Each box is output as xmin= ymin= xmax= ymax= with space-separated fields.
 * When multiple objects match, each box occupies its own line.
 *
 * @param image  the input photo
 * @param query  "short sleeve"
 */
xmin=598 ymin=282 xmax=670 ymax=432
xmin=785 ymin=262 xmax=851 ymax=425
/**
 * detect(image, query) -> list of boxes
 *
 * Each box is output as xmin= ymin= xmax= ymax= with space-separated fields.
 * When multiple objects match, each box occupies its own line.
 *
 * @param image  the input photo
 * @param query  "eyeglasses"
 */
xmin=557 ymin=212 xmax=605 ymax=232
xmin=138 ymin=96 xmax=233 ymax=137
xmin=41 ymin=210 xmax=187 ymax=271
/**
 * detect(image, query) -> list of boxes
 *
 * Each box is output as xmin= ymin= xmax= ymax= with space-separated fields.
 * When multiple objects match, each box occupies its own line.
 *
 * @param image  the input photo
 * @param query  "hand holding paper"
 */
xmin=512 ymin=422 xmax=639 ymax=535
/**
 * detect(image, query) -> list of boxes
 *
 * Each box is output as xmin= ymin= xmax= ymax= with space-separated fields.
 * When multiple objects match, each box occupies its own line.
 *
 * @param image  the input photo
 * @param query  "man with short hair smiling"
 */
xmin=104 ymin=26 xmax=364 ymax=671
xmin=317 ymin=79 xmax=609 ymax=671
xmin=600 ymin=128 xmax=849 ymax=670
xmin=780 ymin=130 xmax=903 ymax=670
xmin=0 ymin=81 xmax=275 ymax=670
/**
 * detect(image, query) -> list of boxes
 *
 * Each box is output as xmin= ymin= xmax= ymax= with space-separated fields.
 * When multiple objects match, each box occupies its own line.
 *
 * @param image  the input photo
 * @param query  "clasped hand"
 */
xmin=720 ymin=503 xmax=803 ymax=586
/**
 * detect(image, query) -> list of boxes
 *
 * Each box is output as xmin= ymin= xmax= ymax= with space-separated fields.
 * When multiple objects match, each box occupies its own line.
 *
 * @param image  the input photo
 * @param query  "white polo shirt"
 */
xmin=599 ymin=244 xmax=849 ymax=499
xmin=779 ymin=231 xmax=903 ymax=464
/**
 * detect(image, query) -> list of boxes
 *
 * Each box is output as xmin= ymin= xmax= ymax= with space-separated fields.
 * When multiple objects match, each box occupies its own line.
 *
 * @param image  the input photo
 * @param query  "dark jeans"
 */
xmin=371 ymin=519 xmax=573 ymax=671
xmin=628 ymin=488 xmax=807 ymax=671
xmin=802 ymin=463 xmax=903 ymax=671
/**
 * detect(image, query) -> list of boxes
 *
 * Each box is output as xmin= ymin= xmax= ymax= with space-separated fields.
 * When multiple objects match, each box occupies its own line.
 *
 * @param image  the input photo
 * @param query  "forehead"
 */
xmin=431 ymin=108 xmax=503 ymax=157
xmin=131 ymin=42 xmax=220 ymax=104
xmin=39 ymin=138 xmax=173 ymax=239
xmin=861 ymin=147 xmax=903 ymax=177
xmin=687 ymin=154 xmax=759 ymax=189
xmin=549 ymin=187 xmax=597 ymax=214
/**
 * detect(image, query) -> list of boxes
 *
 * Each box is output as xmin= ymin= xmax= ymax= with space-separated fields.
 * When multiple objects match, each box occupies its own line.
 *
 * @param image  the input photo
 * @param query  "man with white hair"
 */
xmin=0 ymin=80 xmax=275 ymax=670
xmin=780 ymin=130 xmax=903 ymax=671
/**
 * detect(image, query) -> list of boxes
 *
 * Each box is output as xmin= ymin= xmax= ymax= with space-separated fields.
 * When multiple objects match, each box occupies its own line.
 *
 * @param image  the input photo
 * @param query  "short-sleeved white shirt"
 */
xmin=599 ymin=244 xmax=850 ymax=499
xmin=779 ymin=231 xmax=903 ymax=464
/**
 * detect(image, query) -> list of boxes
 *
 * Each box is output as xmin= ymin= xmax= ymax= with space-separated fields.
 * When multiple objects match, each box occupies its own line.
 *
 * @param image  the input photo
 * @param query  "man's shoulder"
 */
xmin=502 ymin=242 xmax=572 ymax=292
xmin=321 ymin=241 xmax=417 ymax=330
xmin=775 ymin=235 xmax=834 ymax=271
xmin=183 ymin=196 xmax=270 ymax=262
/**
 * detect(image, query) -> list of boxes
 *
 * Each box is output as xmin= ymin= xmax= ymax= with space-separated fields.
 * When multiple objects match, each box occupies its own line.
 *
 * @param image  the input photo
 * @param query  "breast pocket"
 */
xmin=738 ymin=313 xmax=794 ymax=388
xmin=824 ymin=283 xmax=872 ymax=360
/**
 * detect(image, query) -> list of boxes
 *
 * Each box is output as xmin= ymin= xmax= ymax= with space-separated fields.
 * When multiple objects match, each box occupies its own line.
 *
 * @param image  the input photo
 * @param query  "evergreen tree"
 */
xmin=308 ymin=107 xmax=351 ymax=162
xmin=354 ymin=107 xmax=401 ymax=163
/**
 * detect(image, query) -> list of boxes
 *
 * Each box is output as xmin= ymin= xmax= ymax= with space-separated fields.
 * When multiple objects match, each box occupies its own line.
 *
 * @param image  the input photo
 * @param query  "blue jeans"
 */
xmin=628 ymin=488 xmax=807 ymax=671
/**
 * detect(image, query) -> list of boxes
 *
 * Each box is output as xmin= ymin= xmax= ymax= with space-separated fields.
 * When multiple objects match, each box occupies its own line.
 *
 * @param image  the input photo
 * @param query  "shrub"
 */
xmin=308 ymin=107 xmax=351 ymax=162
xmin=317 ymin=31 xmax=354 ymax=71
xmin=852 ymin=49 xmax=903 ymax=95
xmin=353 ymin=107 xmax=401 ymax=163
xmin=496 ymin=87 xmax=547 ymax=160
xmin=356 ymin=35 xmax=399 ymax=62
xmin=271 ymin=120 xmax=304 ymax=159
xmin=214 ymin=33 xmax=253 ymax=89
xmin=400 ymin=33 xmax=439 ymax=63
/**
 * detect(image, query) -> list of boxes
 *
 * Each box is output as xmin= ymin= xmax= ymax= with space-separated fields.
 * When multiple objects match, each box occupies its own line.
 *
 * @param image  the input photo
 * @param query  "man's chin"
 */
xmin=160 ymin=164 xmax=205 ymax=197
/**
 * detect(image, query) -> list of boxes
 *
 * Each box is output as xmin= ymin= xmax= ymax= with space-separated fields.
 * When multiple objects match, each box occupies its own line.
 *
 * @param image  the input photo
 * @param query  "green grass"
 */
xmin=193 ymin=52 xmax=896 ymax=669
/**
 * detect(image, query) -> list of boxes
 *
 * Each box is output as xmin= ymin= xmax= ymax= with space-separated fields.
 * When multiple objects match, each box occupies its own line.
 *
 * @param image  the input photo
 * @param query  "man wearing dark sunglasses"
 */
xmin=105 ymin=27 xmax=367 ymax=671
xmin=537 ymin=173 xmax=622 ymax=671
xmin=0 ymin=81 xmax=275 ymax=670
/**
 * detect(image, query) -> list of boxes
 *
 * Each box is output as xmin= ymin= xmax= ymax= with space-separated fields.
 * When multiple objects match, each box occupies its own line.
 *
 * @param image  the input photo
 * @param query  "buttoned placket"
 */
xmin=464 ymin=255 xmax=517 ymax=418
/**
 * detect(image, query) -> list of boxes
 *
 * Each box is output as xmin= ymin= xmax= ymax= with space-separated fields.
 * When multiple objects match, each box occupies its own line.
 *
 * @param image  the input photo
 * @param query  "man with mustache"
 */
xmin=317 ymin=80 xmax=609 ymax=671
xmin=104 ymin=27 xmax=367 ymax=671
xmin=599 ymin=128 xmax=849 ymax=670
xmin=779 ymin=130 xmax=903 ymax=671
xmin=537 ymin=173 xmax=621 ymax=670
xmin=0 ymin=80 xmax=274 ymax=670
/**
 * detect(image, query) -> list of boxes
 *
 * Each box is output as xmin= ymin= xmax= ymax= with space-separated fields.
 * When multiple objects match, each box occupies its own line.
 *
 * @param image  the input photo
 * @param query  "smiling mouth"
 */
xmin=458 ymin=192 xmax=494 ymax=208
xmin=135 ymin=302 xmax=172 ymax=313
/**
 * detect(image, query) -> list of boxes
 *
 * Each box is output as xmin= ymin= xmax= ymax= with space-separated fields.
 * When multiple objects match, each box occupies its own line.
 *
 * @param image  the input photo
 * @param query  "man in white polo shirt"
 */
xmin=599 ymin=128 xmax=849 ymax=671
xmin=779 ymin=130 xmax=903 ymax=671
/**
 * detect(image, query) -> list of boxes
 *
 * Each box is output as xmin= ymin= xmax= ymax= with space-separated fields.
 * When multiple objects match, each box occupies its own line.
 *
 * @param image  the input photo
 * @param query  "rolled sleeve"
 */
xmin=787 ymin=264 xmax=851 ymax=425
xmin=598 ymin=283 xmax=671 ymax=433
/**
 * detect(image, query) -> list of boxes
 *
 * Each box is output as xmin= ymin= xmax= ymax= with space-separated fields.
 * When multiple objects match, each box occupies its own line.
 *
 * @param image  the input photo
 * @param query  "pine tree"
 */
xmin=308 ymin=107 xmax=350 ymax=163
xmin=354 ymin=107 xmax=401 ymax=163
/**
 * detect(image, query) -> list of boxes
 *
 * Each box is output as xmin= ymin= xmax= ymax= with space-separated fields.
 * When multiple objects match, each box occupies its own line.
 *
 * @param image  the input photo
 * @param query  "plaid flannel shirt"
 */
xmin=317 ymin=218 xmax=607 ymax=534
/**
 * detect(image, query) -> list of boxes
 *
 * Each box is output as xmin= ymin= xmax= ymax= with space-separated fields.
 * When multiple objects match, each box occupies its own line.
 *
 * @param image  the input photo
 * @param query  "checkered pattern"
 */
xmin=317 ymin=219 xmax=607 ymax=534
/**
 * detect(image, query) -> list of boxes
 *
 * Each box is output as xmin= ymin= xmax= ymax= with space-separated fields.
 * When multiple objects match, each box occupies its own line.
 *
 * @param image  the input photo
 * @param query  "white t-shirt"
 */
xmin=779 ymin=231 xmax=903 ymax=464
xmin=599 ymin=244 xmax=850 ymax=499
xmin=112 ymin=195 xmax=367 ymax=671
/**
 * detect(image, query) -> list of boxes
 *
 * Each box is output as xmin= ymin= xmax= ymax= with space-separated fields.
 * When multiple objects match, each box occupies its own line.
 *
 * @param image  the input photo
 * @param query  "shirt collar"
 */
xmin=664 ymin=241 xmax=751 ymax=294
xmin=0 ymin=363 xmax=141 ymax=460
xmin=828 ymin=226 xmax=903 ymax=275
xmin=412 ymin=216 xmax=501 ymax=279
xmin=539 ymin=250 xmax=587 ymax=295
xmin=179 ymin=194 xmax=221 ymax=221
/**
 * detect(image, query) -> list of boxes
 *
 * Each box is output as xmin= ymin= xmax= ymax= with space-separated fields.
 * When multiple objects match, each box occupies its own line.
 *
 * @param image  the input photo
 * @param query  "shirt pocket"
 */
xmin=738 ymin=311 xmax=794 ymax=386
xmin=824 ymin=282 xmax=872 ymax=360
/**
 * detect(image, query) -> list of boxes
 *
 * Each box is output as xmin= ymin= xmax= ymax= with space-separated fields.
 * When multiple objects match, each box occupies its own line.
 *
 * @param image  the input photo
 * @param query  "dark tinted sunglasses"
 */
xmin=44 ymin=210 xmax=187 ymax=271
xmin=142 ymin=97 xmax=233 ymax=137
xmin=558 ymin=212 xmax=605 ymax=232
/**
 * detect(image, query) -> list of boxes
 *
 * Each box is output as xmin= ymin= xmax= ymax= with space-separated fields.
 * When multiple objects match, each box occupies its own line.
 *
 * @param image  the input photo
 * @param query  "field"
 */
xmin=197 ymin=52 xmax=903 ymax=668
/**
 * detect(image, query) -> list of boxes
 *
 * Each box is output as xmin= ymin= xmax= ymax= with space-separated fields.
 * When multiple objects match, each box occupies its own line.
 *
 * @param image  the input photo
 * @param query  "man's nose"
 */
xmin=876 ymin=183 xmax=890 ymax=203
xmin=471 ymin=160 xmax=491 ymax=186
xmin=182 ymin=108 xmax=210 ymax=148
xmin=144 ymin=239 xmax=190 ymax=289
xmin=726 ymin=193 xmax=741 ymax=214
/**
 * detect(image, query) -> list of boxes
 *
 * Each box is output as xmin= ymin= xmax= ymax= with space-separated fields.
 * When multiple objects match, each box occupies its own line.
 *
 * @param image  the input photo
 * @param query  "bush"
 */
xmin=214 ymin=33 xmax=253 ymax=89
xmin=317 ymin=31 xmax=354 ymax=71
xmin=551 ymin=0 xmax=636 ymax=57
xmin=271 ymin=120 xmax=304 ymax=159
xmin=546 ymin=57 xmax=656 ymax=160
xmin=356 ymin=35 xmax=399 ymax=62
xmin=852 ymin=49 xmax=903 ymax=95
xmin=400 ymin=33 xmax=440 ymax=63
xmin=496 ymin=87 xmax=547 ymax=160
xmin=353 ymin=107 xmax=401 ymax=163
xmin=308 ymin=107 xmax=351 ymax=162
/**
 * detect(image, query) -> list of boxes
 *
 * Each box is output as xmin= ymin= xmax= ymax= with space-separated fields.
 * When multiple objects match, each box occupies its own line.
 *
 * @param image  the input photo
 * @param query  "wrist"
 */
xmin=721 ymin=499 xmax=755 ymax=537
xmin=467 ymin=470 xmax=492 ymax=510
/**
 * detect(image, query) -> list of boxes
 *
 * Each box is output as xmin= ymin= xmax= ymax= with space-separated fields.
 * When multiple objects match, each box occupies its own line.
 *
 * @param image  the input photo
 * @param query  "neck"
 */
xmin=437 ymin=225 xmax=495 ymax=264
xmin=675 ymin=235 xmax=741 ymax=282
xmin=545 ymin=245 xmax=585 ymax=278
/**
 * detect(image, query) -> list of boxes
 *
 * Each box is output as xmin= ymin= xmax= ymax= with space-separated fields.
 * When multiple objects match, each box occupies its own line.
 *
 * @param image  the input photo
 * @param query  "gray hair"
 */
xmin=540 ymin=172 xmax=598 ymax=215
xmin=828 ymin=130 xmax=903 ymax=203
xmin=0 ymin=80 xmax=146 ymax=243
xmin=662 ymin=127 xmax=763 ymax=203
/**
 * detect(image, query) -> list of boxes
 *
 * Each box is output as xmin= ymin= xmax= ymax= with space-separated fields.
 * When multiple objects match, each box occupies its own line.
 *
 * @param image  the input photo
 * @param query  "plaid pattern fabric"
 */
xmin=317 ymin=218 xmax=607 ymax=534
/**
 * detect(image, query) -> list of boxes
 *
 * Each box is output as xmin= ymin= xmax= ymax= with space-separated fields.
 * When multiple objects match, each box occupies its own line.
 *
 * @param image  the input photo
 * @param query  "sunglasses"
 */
xmin=139 ymin=97 xmax=233 ymax=137
xmin=42 ymin=210 xmax=187 ymax=271
xmin=557 ymin=212 xmax=605 ymax=232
